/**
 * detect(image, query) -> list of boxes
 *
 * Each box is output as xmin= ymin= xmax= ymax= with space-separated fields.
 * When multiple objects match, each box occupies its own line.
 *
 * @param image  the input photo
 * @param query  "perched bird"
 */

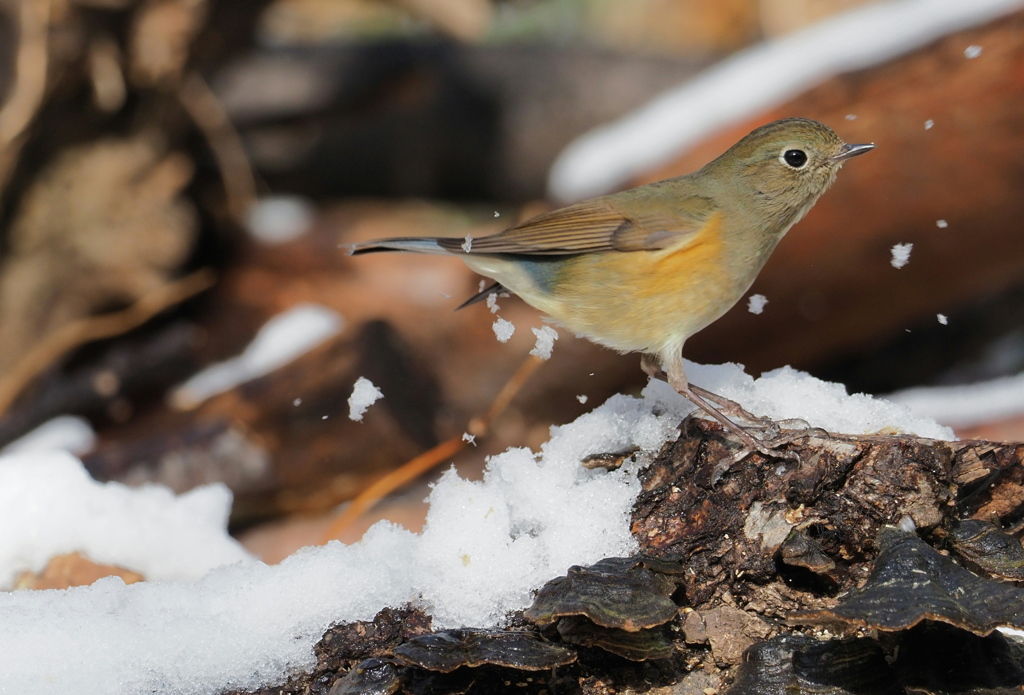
xmin=350 ymin=118 xmax=874 ymax=454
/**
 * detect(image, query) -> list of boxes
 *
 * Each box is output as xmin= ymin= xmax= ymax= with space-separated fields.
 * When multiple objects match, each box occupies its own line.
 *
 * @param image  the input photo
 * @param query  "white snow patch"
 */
xmin=0 ymin=382 xmax=678 ymax=693
xmin=676 ymin=362 xmax=954 ymax=439
xmin=462 ymin=432 xmax=476 ymax=446
xmin=964 ymin=44 xmax=983 ymax=58
xmin=246 ymin=196 xmax=315 ymax=245
xmin=486 ymin=292 xmax=500 ymax=314
xmin=577 ymin=395 xmax=588 ymax=404
xmin=936 ymin=219 xmax=948 ymax=228
xmin=548 ymin=0 xmax=1024 ymax=201
xmin=0 ymin=450 xmax=249 ymax=589
xmin=937 ymin=314 xmax=948 ymax=325
xmin=925 ymin=119 xmax=935 ymax=130
xmin=493 ymin=318 xmax=515 ymax=343
xmin=890 ymin=243 xmax=913 ymax=268
xmin=530 ymin=326 xmax=559 ymax=359
xmin=888 ymin=372 xmax=1024 ymax=428
xmin=844 ymin=113 xmax=857 ymax=120
xmin=348 ymin=377 xmax=384 ymax=422
xmin=0 ymin=363 xmax=955 ymax=692
xmin=747 ymin=294 xmax=768 ymax=315
xmin=1 ymin=415 xmax=96 ymax=456
xmin=461 ymin=235 xmax=473 ymax=253
xmin=171 ymin=304 xmax=343 ymax=409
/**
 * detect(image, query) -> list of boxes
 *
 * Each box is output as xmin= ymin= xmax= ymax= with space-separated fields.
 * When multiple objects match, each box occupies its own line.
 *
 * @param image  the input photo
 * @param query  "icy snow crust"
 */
xmin=681 ymin=363 xmax=953 ymax=440
xmin=889 ymin=371 xmax=1024 ymax=428
xmin=890 ymin=242 xmax=913 ymax=268
xmin=0 ymin=414 xmax=96 ymax=456
xmin=170 ymin=303 xmax=343 ymax=409
xmin=348 ymin=376 xmax=384 ymax=421
xmin=530 ymin=325 xmax=559 ymax=359
xmin=0 ymin=364 xmax=951 ymax=693
xmin=0 ymin=383 xmax=673 ymax=693
xmin=492 ymin=317 xmax=515 ymax=342
xmin=0 ymin=451 xmax=250 ymax=589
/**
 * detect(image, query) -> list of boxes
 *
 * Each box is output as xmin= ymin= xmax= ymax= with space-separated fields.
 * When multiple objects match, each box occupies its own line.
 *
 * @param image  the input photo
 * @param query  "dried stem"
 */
xmin=319 ymin=354 xmax=546 ymax=542
xmin=177 ymin=71 xmax=257 ymax=223
xmin=0 ymin=269 xmax=216 ymax=417
xmin=0 ymin=0 xmax=51 ymax=189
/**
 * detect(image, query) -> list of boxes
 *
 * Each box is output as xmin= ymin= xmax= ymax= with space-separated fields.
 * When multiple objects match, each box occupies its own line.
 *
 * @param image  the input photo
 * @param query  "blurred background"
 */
xmin=0 ymin=0 xmax=1021 ymax=565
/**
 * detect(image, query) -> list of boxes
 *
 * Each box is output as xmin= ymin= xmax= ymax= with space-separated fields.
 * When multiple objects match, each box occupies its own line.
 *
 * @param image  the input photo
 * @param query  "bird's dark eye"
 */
xmin=783 ymin=149 xmax=808 ymax=168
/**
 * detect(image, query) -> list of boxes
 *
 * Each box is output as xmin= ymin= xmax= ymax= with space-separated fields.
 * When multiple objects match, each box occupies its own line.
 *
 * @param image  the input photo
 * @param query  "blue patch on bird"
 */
xmin=505 ymin=255 xmax=565 ymax=294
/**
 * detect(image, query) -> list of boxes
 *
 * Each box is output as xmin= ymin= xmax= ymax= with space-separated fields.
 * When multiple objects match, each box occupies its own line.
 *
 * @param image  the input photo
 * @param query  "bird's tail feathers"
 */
xmin=347 ymin=237 xmax=453 ymax=256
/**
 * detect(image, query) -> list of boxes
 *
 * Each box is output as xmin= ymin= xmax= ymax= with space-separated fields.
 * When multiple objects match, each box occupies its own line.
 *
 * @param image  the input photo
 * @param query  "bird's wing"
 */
xmin=439 ymin=195 xmax=715 ymax=256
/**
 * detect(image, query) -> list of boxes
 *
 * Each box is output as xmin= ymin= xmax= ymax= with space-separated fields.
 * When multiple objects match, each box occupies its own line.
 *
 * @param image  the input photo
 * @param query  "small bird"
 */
xmin=350 ymin=118 xmax=874 ymax=454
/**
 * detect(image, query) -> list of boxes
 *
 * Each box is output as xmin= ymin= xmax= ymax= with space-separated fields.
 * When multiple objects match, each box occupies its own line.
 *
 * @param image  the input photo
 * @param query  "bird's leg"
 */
xmin=644 ymin=353 xmax=798 ymax=463
xmin=640 ymin=353 xmax=669 ymax=382
xmin=640 ymin=354 xmax=760 ymax=423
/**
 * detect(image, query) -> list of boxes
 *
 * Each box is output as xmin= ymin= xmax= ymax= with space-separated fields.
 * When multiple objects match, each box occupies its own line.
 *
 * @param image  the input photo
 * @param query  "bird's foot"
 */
xmin=689 ymin=384 xmax=785 ymax=438
xmin=640 ymin=354 xmax=803 ymax=466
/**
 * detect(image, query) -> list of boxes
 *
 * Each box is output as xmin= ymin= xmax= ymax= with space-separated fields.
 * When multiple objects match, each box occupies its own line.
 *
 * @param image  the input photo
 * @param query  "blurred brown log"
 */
xmin=84 ymin=317 xmax=444 ymax=523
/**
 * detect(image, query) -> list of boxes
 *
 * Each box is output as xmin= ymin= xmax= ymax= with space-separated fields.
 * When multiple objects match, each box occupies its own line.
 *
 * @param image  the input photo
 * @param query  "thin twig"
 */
xmin=319 ymin=354 xmax=546 ymax=543
xmin=0 ymin=269 xmax=216 ymax=417
xmin=468 ymin=353 xmax=545 ymax=436
xmin=177 ymin=71 xmax=257 ymax=223
xmin=0 ymin=0 xmax=50 ymax=149
xmin=0 ymin=0 xmax=51 ymax=191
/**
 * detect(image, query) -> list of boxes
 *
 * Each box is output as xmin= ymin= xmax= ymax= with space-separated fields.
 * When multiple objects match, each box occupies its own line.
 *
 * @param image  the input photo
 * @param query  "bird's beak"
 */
xmin=831 ymin=143 xmax=876 ymax=162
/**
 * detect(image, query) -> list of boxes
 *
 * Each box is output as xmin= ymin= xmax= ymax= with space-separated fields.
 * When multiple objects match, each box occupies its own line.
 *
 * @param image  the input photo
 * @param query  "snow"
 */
xmin=0 ymin=362 xmax=954 ymax=692
xmin=530 ymin=326 xmax=559 ymax=359
xmin=170 ymin=304 xmax=343 ymax=409
xmin=1 ymin=415 xmax=96 ymax=456
xmin=245 ymin=196 xmax=315 ymax=244
xmin=936 ymin=219 xmax=948 ymax=228
xmin=925 ymin=119 xmax=935 ymax=130
xmin=937 ymin=314 xmax=948 ymax=325
xmin=0 ymin=451 xmax=248 ymax=589
xmin=577 ymin=395 xmax=588 ymax=404
xmin=348 ymin=377 xmax=384 ymax=422
xmin=486 ymin=292 xmax=500 ymax=314
xmin=461 ymin=234 xmax=473 ymax=253
xmin=888 ymin=371 xmax=1024 ymax=427
xmin=964 ymin=44 xmax=983 ymax=58
xmin=747 ymin=294 xmax=768 ymax=315
xmin=493 ymin=317 xmax=515 ymax=342
xmin=547 ymin=0 xmax=1024 ymax=201
xmin=678 ymin=362 xmax=954 ymax=439
xmin=890 ymin=243 xmax=913 ymax=268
